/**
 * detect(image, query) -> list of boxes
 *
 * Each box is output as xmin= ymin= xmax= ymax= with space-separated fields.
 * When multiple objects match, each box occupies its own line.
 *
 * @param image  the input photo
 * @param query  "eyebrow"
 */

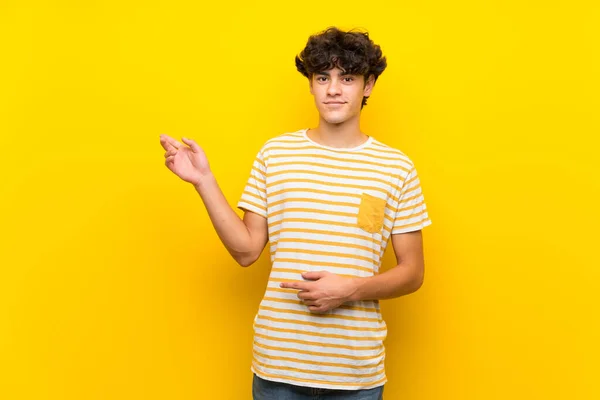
xmin=315 ymin=70 xmax=350 ymax=76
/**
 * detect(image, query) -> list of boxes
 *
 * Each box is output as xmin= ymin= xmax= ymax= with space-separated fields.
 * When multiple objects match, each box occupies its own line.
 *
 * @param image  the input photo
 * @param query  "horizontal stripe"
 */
xmin=272 ymin=257 xmax=374 ymax=274
xmin=267 ymin=169 xmax=401 ymax=192
xmin=402 ymin=172 xmax=419 ymax=188
xmin=267 ymin=160 xmax=398 ymax=179
xmin=259 ymin=305 xmax=383 ymax=324
xmin=270 ymin=229 xmax=386 ymax=251
xmin=396 ymin=199 xmax=425 ymax=214
xmin=269 ymin=195 xmax=358 ymax=209
xmin=268 ymin=217 xmax=390 ymax=235
xmin=266 ymin=144 xmax=410 ymax=163
xmin=268 ymin=187 xmax=401 ymax=208
xmin=259 ymin=303 xmax=382 ymax=326
xmin=253 ymin=349 xmax=383 ymax=370
xmin=254 ymin=324 xmax=386 ymax=341
xmin=265 ymin=152 xmax=406 ymax=172
xmin=241 ymin=190 xmax=266 ymax=203
xmin=395 ymin=208 xmax=428 ymax=222
xmin=392 ymin=218 xmax=431 ymax=232
xmin=251 ymin=166 xmax=266 ymax=182
xmin=274 ymin=237 xmax=379 ymax=255
xmin=397 ymin=191 xmax=423 ymax=205
xmin=271 ymin=227 xmax=380 ymax=246
xmin=272 ymin=248 xmax=376 ymax=264
xmin=257 ymin=314 xmax=381 ymax=332
xmin=265 ymin=138 xmax=306 ymax=145
xmin=268 ymin=206 xmax=394 ymax=224
xmin=255 ymin=156 xmax=266 ymax=168
xmin=268 ymin=186 xmax=400 ymax=207
xmin=266 ymin=178 xmax=392 ymax=197
xmin=243 ymin=182 xmax=265 ymax=193
xmin=238 ymin=198 xmax=267 ymax=212
xmin=253 ymin=358 xmax=384 ymax=378
xmin=254 ymin=333 xmax=383 ymax=351
xmin=254 ymin=340 xmax=385 ymax=361
xmin=269 ymin=267 xmax=360 ymax=279
xmin=261 ymin=295 xmax=378 ymax=313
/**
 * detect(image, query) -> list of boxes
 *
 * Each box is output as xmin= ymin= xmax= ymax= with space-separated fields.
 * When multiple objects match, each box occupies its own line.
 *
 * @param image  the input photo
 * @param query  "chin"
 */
xmin=322 ymin=117 xmax=342 ymax=125
xmin=321 ymin=112 xmax=350 ymax=125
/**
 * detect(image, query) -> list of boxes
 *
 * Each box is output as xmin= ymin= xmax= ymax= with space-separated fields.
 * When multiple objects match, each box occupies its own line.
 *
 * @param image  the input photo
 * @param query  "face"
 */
xmin=310 ymin=67 xmax=375 ymax=125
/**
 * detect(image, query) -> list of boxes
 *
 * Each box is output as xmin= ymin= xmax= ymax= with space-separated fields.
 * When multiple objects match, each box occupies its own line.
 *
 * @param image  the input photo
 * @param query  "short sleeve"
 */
xmin=237 ymin=149 xmax=268 ymax=218
xmin=392 ymin=166 xmax=432 ymax=234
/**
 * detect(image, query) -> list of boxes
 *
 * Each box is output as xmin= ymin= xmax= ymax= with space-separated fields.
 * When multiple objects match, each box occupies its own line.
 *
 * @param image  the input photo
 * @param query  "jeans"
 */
xmin=252 ymin=374 xmax=384 ymax=400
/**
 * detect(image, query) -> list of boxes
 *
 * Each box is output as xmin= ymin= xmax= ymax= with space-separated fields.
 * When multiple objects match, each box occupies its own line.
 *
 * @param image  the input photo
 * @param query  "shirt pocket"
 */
xmin=356 ymin=192 xmax=387 ymax=234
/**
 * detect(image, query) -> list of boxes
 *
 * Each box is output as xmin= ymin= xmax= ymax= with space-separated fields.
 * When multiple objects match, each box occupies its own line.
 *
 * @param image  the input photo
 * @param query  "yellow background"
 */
xmin=1 ymin=1 xmax=599 ymax=399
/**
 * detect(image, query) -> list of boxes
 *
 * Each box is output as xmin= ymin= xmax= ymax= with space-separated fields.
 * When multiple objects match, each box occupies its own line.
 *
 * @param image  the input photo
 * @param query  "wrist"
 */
xmin=193 ymin=172 xmax=215 ymax=193
xmin=347 ymin=277 xmax=366 ymax=302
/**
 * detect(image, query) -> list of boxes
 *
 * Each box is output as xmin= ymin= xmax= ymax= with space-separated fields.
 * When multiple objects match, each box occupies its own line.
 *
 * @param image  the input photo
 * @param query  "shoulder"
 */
xmin=368 ymin=137 xmax=415 ymax=173
xmin=258 ymin=129 xmax=307 ymax=154
xmin=265 ymin=129 xmax=305 ymax=146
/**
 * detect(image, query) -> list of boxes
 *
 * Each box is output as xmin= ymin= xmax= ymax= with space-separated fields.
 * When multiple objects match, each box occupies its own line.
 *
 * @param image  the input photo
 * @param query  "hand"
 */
xmin=280 ymin=271 xmax=359 ymax=314
xmin=159 ymin=134 xmax=211 ymax=186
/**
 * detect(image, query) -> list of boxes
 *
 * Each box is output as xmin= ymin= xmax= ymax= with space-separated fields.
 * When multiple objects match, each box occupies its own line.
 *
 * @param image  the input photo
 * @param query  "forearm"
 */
xmin=193 ymin=173 xmax=255 ymax=263
xmin=349 ymin=261 xmax=424 ymax=301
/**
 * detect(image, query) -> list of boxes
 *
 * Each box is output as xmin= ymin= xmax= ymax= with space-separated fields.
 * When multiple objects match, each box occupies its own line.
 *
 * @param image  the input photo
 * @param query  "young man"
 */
xmin=159 ymin=27 xmax=431 ymax=400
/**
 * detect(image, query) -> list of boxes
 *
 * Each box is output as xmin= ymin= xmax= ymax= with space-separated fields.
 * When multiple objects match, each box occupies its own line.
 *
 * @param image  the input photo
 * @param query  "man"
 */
xmin=159 ymin=27 xmax=431 ymax=400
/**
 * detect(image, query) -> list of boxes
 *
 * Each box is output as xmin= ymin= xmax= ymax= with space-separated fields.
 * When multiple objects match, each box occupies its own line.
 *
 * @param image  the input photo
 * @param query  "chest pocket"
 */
xmin=357 ymin=192 xmax=387 ymax=234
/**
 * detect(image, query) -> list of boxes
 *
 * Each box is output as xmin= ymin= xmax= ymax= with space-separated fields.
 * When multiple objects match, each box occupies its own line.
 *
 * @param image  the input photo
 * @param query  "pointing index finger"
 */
xmin=280 ymin=281 xmax=311 ymax=291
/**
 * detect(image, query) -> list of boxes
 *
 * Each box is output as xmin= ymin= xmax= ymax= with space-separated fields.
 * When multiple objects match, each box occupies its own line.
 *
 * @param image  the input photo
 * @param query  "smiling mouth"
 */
xmin=325 ymin=102 xmax=345 ymax=105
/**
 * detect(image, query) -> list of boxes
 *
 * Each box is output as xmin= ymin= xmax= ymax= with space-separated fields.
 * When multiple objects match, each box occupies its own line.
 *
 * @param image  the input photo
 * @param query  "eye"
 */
xmin=343 ymin=77 xmax=354 ymax=82
xmin=316 ymin=76 xmax=328 ymax=82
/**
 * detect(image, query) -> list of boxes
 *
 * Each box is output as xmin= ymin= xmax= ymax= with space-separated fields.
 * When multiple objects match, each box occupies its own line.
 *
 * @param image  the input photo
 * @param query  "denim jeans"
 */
xmin=252 ymin=374 xmax=384 ymax=400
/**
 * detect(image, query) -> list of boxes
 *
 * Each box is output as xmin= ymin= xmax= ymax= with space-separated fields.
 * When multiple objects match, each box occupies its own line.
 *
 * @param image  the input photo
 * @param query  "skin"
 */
xmin=305 ymin=67 xmax=374 ymax=148
xmin=159 ymin=67 xmax=426 ymax=314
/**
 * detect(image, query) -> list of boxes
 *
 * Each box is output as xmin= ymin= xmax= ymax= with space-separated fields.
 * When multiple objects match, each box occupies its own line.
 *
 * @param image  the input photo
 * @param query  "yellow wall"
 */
xmin=1 ymin=1 xmax=598 ymax=399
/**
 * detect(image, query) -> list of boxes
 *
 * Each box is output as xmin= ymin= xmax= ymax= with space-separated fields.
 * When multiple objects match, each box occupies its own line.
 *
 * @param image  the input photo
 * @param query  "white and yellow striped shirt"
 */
xmin=237 ymin=128 xmax=432 ymax=390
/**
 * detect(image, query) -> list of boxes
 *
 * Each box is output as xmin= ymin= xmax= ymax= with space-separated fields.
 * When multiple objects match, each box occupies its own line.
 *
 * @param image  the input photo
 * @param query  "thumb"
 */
xmin=182 ymin=137 xmax=201 ymax=153
xmin=302 ymin=271 xmax=327 ymax=281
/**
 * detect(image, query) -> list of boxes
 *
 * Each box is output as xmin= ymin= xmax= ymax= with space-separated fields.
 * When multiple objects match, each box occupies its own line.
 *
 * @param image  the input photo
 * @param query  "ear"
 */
xmin=309 ymin=77 xmax=314 ymax=95
xmin=363 ymin=74 xmax=375 ymax=97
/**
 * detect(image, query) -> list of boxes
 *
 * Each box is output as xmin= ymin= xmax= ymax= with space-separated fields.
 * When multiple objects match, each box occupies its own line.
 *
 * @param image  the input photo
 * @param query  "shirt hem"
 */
xmin=251 ymin=365 xmax=387 ymax=391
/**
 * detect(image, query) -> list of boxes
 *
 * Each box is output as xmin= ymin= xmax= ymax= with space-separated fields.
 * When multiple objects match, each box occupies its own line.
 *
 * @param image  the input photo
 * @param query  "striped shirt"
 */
xmin=237 ymin=128 xmax=432 ymax=390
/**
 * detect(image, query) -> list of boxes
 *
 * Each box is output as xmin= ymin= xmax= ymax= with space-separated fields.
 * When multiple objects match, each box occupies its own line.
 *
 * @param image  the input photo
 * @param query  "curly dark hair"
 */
xmin=295 ymin=27 xmax=387 ymax=107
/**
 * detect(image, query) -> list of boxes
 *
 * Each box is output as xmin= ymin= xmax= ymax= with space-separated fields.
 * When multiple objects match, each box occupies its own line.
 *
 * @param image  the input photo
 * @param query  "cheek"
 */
xmin=313 ymin=86 xmax=325 ymax=96
xmin=352 ymin=87 xmax=364 ymax=100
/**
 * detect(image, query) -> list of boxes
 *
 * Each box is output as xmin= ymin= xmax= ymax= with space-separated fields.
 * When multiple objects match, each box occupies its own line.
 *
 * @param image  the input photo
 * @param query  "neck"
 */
xmin=308 ymin=115 xmax=368 ymax=149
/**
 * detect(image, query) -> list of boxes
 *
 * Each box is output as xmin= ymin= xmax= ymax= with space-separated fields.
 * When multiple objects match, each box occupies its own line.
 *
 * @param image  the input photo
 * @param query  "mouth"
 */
xmin=324 ymin=102 xmax=346 ymax=105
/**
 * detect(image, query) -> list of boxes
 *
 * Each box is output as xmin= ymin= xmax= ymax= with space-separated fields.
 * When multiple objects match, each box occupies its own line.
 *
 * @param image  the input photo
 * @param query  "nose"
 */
xmin=326 ymin=78 xmax=342 ymax=96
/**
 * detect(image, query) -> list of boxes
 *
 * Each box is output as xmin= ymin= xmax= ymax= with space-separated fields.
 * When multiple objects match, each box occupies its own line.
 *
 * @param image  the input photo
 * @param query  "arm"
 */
xmin=280 ymin=230 xmax=425 ymax=313
xmin=348 ymin=230 xmax=425 ymax=301
xmin=194 ymin=174 xmax=268 ymax=267
xmin=160 ymin=134 xmax=268 ymax=267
